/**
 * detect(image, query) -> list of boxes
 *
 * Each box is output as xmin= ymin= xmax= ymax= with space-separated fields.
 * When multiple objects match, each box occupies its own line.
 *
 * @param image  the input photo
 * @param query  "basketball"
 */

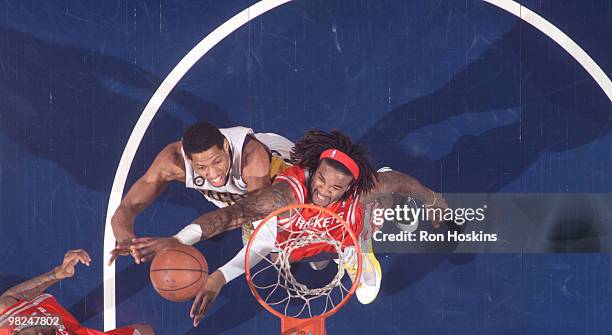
xmin=150 ymin=244 xmax=208 ymax=302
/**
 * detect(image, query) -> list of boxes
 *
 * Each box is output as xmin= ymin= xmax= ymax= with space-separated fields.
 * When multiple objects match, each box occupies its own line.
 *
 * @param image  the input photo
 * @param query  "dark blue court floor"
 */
xmin=1 ymin=1 xmax=611 ymax=334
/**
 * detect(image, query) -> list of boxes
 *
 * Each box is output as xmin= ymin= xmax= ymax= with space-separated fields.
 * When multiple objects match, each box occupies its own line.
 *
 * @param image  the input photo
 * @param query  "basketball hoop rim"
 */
xmin=245 ymin=203 xmax=363 ymax=322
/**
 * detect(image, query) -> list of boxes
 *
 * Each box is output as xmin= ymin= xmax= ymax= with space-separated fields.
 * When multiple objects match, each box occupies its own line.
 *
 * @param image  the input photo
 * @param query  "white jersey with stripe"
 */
xmin=182 ymin=126 xmax=293 ymax=208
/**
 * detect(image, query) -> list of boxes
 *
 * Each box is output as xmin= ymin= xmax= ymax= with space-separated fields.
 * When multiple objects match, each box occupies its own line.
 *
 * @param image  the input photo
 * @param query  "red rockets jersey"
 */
xmin=274 ymin=165 xmax=363 ymax=261
xmin=0 ymin=294 xmax=135 ymax=335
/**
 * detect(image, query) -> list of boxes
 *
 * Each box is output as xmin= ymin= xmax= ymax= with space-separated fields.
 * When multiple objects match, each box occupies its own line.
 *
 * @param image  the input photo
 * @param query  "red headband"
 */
xmin=319 ymin=149 xmax=360 ymax=181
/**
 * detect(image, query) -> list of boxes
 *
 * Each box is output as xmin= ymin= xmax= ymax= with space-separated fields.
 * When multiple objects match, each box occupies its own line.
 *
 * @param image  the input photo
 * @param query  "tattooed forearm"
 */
xmin=2 ymin=268 xmax=60 ymax=302
xmin=365 ymin=170 xmax=436 ymax=204
xmin=192 ymin=182 xmax=296 ymax=240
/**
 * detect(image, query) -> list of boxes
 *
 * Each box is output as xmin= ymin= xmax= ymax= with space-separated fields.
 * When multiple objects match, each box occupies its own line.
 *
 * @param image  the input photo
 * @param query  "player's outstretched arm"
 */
xmin=189 ymin=202 xmax=279 ymax=327
xmin=0 ymin=250 xmax=91 ymax=311
xmin=366 ymin=170 xmax=448 ymax=227
xmin=111 ymin=143 xmax=184 ymax=243
xmin=109 ymin=144 xmax=184 ymax=265
xmin=127 ymin=181 xmax=296 ymax=264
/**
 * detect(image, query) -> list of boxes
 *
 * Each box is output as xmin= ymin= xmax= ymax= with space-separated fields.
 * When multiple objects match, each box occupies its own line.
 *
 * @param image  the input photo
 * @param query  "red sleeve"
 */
xmin=0 ymin=294 xmax=80 ymax=335
xmin=273 ymin=166 xmax=307 ymax=204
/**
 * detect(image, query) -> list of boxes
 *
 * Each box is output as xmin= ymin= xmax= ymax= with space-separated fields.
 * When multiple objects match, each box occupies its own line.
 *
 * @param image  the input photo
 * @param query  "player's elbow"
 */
xmin=378 ymin=170 xmax=420 ymax=194
xmin=0 ymin=290 xmax=20 ymax=309
xmin=0 ymin=291 xmax=11 ymax=302
xmin=0 ymin=298 xmax=11 ymax=313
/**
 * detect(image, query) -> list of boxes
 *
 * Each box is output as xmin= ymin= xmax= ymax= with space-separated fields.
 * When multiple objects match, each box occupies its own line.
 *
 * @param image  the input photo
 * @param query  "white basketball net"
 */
xmin=248 ymin=208 xmax=359 ymax=319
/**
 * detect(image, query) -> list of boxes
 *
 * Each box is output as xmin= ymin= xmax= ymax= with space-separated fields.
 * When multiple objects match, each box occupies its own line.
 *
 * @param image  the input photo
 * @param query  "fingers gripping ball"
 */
xmin=150 ymin=245 xmax=208 ymax=302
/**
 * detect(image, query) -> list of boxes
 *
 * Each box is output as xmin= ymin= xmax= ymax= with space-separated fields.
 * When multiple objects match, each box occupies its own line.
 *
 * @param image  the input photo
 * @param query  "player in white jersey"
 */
xmin=127 ymin=129 xmax=449 ymax=326
xmin=182 ymin=126 xmax=292 ymax=208
xmin=109 ymin=121 xmax=293 ymax=265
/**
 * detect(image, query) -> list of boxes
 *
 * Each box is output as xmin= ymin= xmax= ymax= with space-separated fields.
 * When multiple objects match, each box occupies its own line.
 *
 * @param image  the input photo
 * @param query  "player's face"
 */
xmin=309 ymin=160 xmax=353 ymax=207
xmin=189 ymin=140 xmax=231 ymax=187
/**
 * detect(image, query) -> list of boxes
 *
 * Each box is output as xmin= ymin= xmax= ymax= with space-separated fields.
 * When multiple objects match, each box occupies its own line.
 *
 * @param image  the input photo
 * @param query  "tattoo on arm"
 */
xmin=1 ymin=268 xmax=60 ymax=302
xmin=365 ymin=170 xmax=435 ymax=204
xmin=192 ymin=182 xmax=296 ymax=240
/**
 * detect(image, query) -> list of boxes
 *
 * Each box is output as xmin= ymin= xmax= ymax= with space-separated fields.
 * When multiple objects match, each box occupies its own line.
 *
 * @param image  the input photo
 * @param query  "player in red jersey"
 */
xmin=0 ymin=250 xmax=153 ymax=335
xmin=272 ymin=162 xmax=365 ymax=261
xmin=129 ymin=129 xmax=448 ymax=327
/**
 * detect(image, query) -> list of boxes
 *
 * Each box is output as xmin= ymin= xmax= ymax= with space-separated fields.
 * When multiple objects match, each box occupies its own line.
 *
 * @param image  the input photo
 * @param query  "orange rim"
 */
xmin=244 ymin=203 xmax=363 ymax=322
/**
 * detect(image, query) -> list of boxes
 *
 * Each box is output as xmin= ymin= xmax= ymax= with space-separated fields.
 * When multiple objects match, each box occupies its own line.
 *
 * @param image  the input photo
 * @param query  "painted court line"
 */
xmin=104 ymin=0 xmax=611 ymax=330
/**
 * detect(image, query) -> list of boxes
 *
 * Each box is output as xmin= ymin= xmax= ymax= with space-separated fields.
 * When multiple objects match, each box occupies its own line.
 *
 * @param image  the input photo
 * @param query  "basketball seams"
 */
xmin=149 ymin=245 xmax=209 ymax=301
xmin=150 ymin=248 xmax=208 ymax=272
xmin=151 ymin=271 xmax=203 ymax=293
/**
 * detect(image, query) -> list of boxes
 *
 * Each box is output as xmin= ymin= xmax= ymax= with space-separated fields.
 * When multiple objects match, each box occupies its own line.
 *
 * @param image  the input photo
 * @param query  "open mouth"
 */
xmin=314 ymin=191 xmax=329 ymax=204
xmin=211 ymin=176 xmax=223 ymax=184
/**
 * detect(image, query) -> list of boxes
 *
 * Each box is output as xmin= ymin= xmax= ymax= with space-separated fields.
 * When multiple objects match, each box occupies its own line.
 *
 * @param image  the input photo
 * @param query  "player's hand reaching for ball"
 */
xmin=54 ymin=249 xmax=91 ymax=280
xmin=128 ymin=237 xmax=182 ymax=264
xmin=109 ymin=237 xmax=182 ymax=265
xmin=190 ymin=270 xmax=226 ymax=327
xmin=108 ymin=241 xmax=133 ymax=266
xmin=108 ymin=218 xmax=137 ymax=266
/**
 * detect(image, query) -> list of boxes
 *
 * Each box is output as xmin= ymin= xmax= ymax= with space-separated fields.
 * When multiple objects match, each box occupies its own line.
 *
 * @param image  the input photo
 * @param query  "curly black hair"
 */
xmin=290 ymin=129 xmax=377 ymax=199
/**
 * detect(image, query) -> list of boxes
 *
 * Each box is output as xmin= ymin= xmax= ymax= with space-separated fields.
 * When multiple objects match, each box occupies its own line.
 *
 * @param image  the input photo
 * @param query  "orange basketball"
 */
xmin=150 ymin=244 xmax=208 ymax=302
